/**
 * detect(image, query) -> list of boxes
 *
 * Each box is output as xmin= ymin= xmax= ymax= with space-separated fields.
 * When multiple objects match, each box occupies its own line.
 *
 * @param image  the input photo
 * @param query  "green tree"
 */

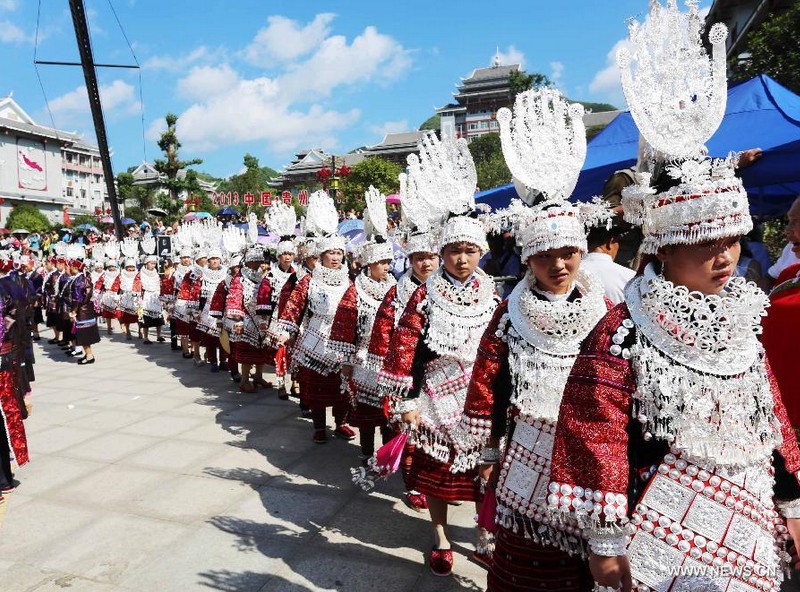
xmin=419 ymin=114 xmax=441 ymax=131
xmin=730 ymin=3 xmax=800 ymax=94
xmin=116 ymin=171 xmax=156 ymax=213
xmin=340 ymin=157 xmax=401 ymax=212
xmin=153 ymin=113 xmax=203 ymax=204
xmin=509 ymin=69 xmax=551 ymax=101
xmin=7 ymin=203 xmax=51 ymax=233
xmin=468 ymin=133 xmax=511 ymax=191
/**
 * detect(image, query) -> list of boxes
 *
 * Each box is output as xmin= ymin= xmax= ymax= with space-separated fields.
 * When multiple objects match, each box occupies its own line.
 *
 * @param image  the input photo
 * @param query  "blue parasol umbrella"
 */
xmin=337 ymin=219 xmax=363 ymax=234
xmin=217 ymin=207 xmax=240 ymax=217
xmin=193 ymin=211 xmax=212 ymax=219
xmin=120 ymin=217 xmax=136 ymax=225
xmin=77 ymin=223 xmax=99 ymax=232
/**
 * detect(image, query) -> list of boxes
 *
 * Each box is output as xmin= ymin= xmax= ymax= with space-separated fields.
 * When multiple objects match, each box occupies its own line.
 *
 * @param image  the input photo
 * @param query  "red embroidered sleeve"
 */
xmin=379 ymin=284 xmax=427 ymax=398
xmin=459 ymin=303 xmax=510 ymax=443
xmin=187 ymin=274 xmax=202 ymax=310
xmin=767 ymin=354 xmax=800 ymax=492
xmin=255 ymin=277 xmax=273 ymax=316
xmin=133 ymin=273 xmax=142 ymax=293
xmin=209 ymin=281 xmax=227 ymax=318
xmin=365 ymin=285 xmax=398 ymax=365
xmin=225 ymin=275 xmax=245 ymax=319
xmin=548 ymin=304 xmax=637 ymax=529
xmin=329 ymin=283 xmax=358 ymax=365
xmin=112 ymin=275 xmax=121 ymax=294
xmin=94 ymin=276 xmax=104 ymax=292
xmin=276 ymin=275 xmax=297 ymax=316
xmin=278 ymin=274 xmax=311 ymax=335
xmin=160 ymin=274 xmax=174 ymax=301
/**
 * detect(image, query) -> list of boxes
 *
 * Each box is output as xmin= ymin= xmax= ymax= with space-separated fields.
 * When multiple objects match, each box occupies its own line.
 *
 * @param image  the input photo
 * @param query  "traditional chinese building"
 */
xmin=269 ymin=149 xmax=366 ymax=191
xmin=130 ymin=162 xmax=216 ymax=201
xmin=706 ymin=0 xmax=795 ymax=62
xmin=437 ymin=54 xmax=519 ymax=141
xmin=362 ymin=131 xmax=429 ymax=166
xmin=0 ymin=95 xmax=113 ymax=225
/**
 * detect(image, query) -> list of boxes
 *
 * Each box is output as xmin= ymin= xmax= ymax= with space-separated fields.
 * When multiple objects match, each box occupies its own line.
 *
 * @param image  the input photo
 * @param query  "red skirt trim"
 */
xmin=488 ymin=529 xmax=592 ymax=592
xmin=117 ymin=311 xmax=138 ymax=324
xmin=173 ymin=319 xmax=192 ymax=337
xmin=405 ymin=447 xmax=480 ymax=502
xmin=230 ymin=342 xmax=270 ymax=365
xmin=349 ymin=400 xmax=386 ymax=429
xmin=297 ymin=367 xmax=347 ymax=410
xmin=0 ymin=369 xmax=28 ymax=467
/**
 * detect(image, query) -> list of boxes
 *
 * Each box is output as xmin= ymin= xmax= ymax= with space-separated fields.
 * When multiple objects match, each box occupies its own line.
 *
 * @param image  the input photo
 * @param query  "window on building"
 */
xmin=66 ymin=186 xmax=73 ymax=197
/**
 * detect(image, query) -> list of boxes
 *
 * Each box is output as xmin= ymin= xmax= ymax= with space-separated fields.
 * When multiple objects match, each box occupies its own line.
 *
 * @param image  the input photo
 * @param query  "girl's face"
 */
xmin=367 ymin=260 xmax=391 ymax=281
xmin=657 ymin=237 xmax=741 ymax=295
xmin=442 ymin=242 xmax=481 ymax=282
xmin=321 ymin=250 xmax=343 ymax=269
xmin=526 ymin=246 xmax=582 ymax=295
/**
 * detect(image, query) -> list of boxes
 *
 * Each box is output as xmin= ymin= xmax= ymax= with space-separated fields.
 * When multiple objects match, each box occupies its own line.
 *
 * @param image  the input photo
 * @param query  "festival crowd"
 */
xmin=3 ymin=3 xmax=800 ymax=591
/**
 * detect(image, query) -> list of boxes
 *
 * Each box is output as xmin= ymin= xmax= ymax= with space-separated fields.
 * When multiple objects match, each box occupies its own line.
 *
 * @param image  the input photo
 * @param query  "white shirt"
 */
xmin=768 ymin=243 xmax=800 ymax=279
xmin=580 ymin=252 xmax=635 ymax=305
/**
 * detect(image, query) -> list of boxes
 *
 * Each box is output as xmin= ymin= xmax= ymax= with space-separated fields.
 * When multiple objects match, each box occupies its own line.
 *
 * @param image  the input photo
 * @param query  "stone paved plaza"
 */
xmin=0 ymin=334 xmax=487 ymax=591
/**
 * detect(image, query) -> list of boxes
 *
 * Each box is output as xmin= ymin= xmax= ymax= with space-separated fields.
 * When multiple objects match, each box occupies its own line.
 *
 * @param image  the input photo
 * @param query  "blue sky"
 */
xmin=1 ymin=0 xmax=711 ymax=178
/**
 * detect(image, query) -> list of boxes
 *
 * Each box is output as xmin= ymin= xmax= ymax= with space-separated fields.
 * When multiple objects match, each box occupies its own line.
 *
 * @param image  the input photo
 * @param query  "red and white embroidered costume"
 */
xmin=224 ymin=267 xmax=272 ymax=365
xmin=117 ymin=266 xmax=140 ymax=324
xmin=380 ymin=267 xmax=498 ymax=500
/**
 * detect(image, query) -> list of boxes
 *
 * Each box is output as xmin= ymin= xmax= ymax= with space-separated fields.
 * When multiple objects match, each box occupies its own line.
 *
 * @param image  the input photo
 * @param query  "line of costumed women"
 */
xmin=379 ymin=133 xmax=499 ymax=576
xmin=330 ymin=186 xmax=397 ymax=459
xmin=276 ymin=191 xmax=357 ymax=443
xmin=458 ymin=88 xmax=612 ymax=592
xmin=546 ymin=3 xmax=800 ymax=590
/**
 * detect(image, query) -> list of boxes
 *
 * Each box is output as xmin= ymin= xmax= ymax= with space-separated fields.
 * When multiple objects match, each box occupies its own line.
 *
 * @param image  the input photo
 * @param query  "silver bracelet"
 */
xmin=480 ymin=447 xmax=501 ymax=464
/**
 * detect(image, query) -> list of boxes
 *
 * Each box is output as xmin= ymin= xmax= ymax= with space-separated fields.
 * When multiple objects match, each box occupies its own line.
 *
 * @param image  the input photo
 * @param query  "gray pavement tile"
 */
xmin=0 ymin=499 xmax=96 ymax=560
xmin=35 ymin=512 xmax=192 ymax=585
xmin=25 ymin=425 xmax=104 ymax=455
xmin=12 ymin=455 xmax=105 ymax=498
xmin=46 ymin=463 xmax=170 ymax=511
xmin=174 ymin=421 xmax=249 ymax=444
xmin=121 ymin=438 xmax=222 ymax=473
xmin=22 ymin=402 xmax=99 ymax=428
xmin=118 ymin=524 xmax=283 ymax=592
xmin=126 ymin=473 xmax=254 ymax=524
xmin=56 ymin=432 xmax=160 ymax=463
xmin=60 ymin=408 xmax=151 ymax=432
xmin=118 ymin=414 xmax=205 ymax=438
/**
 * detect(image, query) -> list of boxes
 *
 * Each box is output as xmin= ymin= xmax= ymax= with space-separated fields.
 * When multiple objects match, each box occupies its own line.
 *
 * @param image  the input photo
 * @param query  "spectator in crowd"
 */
xmin=580 ymin=217 xmax=636 ymax=304
xmin=479 ymin=230 xmax=522 ymax=298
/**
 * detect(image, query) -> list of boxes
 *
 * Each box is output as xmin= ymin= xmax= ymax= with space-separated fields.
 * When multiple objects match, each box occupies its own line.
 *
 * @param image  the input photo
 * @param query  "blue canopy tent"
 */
xmin=476 ymin=75 xmax=800 ymax=216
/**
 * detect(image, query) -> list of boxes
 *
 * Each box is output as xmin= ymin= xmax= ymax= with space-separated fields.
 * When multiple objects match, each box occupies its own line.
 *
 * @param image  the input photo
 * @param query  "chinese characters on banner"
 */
xmin=212 ymin=189 xmax=309 ymax=208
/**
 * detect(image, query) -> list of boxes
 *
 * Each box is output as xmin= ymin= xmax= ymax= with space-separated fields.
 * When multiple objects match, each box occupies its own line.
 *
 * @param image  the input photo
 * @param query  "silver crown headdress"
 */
xmin=360 ymin=185 xmax=394 ymax=265
xmin=104 ymin=238 xmax=120 ymax=262
xmin=399 ymin=171 xmax=437 ymax=256
xmin=120 ymin=237 xmax=139 ymax=259
xmin=407 ymin=133 xmax=487 ymax=253
xmin=498 ymin=88 xmax=586 ymax=205
xmin=494 ymin=88 xmax=611 ymax=258
xmin=617 ymin=0 xmax=751 ymax=253
xmin=307 ymin=191 xmax=344 ymax=254
xmin=268 ymin=202 xmax=297 ymax=256
xmin=141 ymin=236 xmax=156 ymax=256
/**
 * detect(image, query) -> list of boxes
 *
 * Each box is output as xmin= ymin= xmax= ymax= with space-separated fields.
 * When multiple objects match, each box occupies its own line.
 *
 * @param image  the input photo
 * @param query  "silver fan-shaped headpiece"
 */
xmin=617 ymin=0 xmax=728 ymax=160
xmin=497 ymin=88 xmax=586 ymax=204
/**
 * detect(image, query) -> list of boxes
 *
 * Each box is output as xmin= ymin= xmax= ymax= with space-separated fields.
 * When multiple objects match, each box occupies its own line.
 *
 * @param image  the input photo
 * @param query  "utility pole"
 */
xmin=67 ymin=0 xmax=123 ymax=239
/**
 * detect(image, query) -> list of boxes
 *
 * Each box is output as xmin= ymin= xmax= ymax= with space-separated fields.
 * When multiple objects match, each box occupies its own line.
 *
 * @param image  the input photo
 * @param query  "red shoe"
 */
xmin=429 ymin=548 xmax=453 ymax=577
xmin=313 ymin=429 xmax=328 ymax=444
xmin=402 ymin=491 xmax=428 ymax=512
xmin=333 ymin=424 xmax=356 ymax=440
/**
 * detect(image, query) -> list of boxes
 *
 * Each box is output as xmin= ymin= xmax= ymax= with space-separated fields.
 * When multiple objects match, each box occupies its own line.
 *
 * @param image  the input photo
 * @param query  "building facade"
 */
xmin=706 ymin=0 xmax=795 ymax=61
xmin=437 ymin=58 xmax=519 ymax=142
xmin=269 ymin=149 xmax=365 ymax=191
xmin=362 ymin=131 xmax=428 ymax=166
xmin=130 ymin=162 xmax=216 ymax=202
xmin=0 ymin=95 xmax=111 ymax=226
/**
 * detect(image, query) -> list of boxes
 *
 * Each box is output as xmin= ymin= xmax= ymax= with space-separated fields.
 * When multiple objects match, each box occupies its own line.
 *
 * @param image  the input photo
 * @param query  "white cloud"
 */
xmin=0 ymin=19 xmax=26 ymax=43
xmin=278 ymin=26 xmax=411 ymax=102
xmin=494 ymin=46 xmax=525 ymax=70
xmin=177 ymin=64 xmax=239 ymax=101
xmin=163 ymin=19 xmax=411 ymax=155
xmin=369 ymin=119 xmax=408 ymax=139
xmin=588 ymin=39 xmax=631 ymax=106
xmin=49 ymin=80 xmax=141 ymax=124
xmin=243 ymin=13 xmax=335 ymax=65
xmin=0 ymin=0 xmax=19 ymax=11
xmin=143 ymin=46 xmax=224 ymax=72
xmin=550 ymin=61 xmax=565 ymax=86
